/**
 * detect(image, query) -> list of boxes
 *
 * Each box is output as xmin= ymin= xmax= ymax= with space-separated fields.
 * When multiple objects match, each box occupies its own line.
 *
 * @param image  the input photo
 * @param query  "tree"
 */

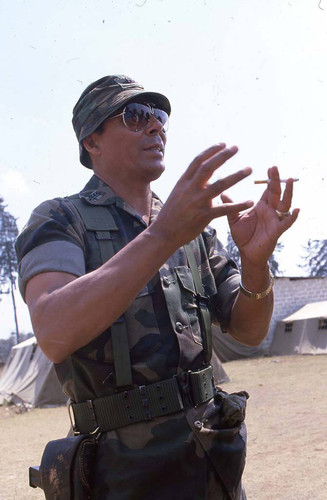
xmin=302 ymin=239 xmax=327 ymax=277
xmin=226 ymin=232 xmax=241 ymax=269
xmin=269 ymin=242 xmax=284 ymax=277
xmin=0 ymin=198 xmax=20 ymax=342
xmin=226 ymin=232 xmax=284 ymax=277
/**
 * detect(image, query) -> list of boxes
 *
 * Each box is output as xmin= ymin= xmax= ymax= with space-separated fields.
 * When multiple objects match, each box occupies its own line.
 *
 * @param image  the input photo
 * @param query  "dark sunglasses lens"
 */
xmin=153 ymin=109 xmax=169 ymax=130
xmin=123 ymin=103 xmax=149 ymax=131
xmin=123 ymin=103 xmax=168 ymax=131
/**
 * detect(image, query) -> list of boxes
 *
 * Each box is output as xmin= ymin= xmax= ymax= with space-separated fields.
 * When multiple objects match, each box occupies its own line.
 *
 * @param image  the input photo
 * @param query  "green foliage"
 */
xmin=302 ymin=239 xmax=327 ymax=277
xmin=0 ymin=198 xmax=18 ymax=290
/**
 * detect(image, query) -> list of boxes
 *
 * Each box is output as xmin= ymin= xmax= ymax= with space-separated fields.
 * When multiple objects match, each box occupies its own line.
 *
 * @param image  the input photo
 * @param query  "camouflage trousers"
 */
xmin=92 ymin=411 xmax=246 ymax=500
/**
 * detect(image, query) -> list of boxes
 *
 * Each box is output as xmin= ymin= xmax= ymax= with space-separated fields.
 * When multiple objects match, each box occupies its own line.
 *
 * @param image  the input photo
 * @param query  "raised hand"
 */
xmin=221 ymin=166 xmax=300 ymax=268
xmin=153 ymin=144 xmax=254 ymax=248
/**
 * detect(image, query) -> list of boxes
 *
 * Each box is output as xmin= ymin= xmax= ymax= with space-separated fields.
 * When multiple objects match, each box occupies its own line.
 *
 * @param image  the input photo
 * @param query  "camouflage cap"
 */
xmin=72 ymin=75 xmax=171 ymax=169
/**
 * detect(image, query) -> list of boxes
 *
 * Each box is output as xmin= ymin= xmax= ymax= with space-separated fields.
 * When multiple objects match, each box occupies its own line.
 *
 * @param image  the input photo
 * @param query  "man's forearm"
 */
xmin=227 ymin=262 xmax=274 ymax=346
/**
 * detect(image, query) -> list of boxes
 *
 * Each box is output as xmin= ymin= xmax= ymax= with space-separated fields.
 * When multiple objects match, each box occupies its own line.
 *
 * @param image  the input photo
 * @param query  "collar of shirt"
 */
xmin=78 ymin=174 xmax=162 ymax=223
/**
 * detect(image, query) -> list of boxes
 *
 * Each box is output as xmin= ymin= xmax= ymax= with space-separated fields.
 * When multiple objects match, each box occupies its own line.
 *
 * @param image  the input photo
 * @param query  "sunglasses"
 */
xmin=111 ymin=102 xmax=169 ymax=132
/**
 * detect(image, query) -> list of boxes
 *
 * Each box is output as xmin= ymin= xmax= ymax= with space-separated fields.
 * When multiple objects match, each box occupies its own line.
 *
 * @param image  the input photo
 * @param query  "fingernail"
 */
xmin=229 ymin=145 xmax=238 ymax=153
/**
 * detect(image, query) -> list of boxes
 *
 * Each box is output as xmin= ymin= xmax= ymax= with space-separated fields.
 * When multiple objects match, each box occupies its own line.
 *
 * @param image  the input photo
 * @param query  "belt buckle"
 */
xmin=67 ymin=399 xmax=80 ymax=436
xmin=86 ymin=399 xmax=100 ymax=435
xmin=68 ymin=399 xmax=100 ymax=435
xmin=179 ymin=370 xmax=196 ymax=407
xmin=189 ymin=365 xmax=214 ymax=408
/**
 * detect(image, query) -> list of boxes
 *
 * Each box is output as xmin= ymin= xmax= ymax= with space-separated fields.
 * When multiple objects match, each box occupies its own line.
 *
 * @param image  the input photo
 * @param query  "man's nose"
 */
xmin=144 ymin=115 xmax=165 ymax=135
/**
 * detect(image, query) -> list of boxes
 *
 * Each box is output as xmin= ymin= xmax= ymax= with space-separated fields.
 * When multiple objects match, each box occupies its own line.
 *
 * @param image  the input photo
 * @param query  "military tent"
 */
xmin=0 ymin=336 xmax=67 ymax=407
xmin=270 ymin=300 xmax=327 ymax=355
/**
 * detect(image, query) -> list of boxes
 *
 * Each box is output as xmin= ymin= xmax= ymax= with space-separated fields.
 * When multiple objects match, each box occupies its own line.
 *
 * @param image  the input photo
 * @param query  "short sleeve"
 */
xmin=15 ymin=198 xmax=87 ymax=301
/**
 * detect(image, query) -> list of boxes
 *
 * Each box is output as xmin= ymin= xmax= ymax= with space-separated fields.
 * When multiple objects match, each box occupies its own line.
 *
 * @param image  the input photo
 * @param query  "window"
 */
xmin=284 ymin=322 xmax=293 ymax=332
xmin=318 ymin=319 xmax=327 ymax=330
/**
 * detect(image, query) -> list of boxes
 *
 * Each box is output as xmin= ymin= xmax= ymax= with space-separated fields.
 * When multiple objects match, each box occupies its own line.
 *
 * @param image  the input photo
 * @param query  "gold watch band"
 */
xmin=239 ymin=271 xmax=274 ymax=300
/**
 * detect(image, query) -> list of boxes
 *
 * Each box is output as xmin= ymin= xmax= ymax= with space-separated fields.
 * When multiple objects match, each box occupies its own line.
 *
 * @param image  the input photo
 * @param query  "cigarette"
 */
xmin=254 ymin=178 xmax=299 ymax=184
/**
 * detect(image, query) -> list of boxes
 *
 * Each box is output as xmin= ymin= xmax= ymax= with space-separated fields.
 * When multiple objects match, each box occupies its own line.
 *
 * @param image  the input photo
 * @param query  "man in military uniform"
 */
xmin=16 ymin=75 xmax=299 ymax=499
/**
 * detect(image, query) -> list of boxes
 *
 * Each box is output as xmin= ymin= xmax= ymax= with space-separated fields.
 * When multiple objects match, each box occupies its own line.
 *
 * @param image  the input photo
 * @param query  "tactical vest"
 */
xmin=67 ymin=195 xmax=213 ymax=391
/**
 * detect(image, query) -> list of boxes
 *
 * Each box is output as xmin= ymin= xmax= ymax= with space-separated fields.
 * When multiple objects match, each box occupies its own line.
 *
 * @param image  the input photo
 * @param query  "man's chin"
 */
xmin=144 ymin=162 xmax=165 ymax=182
xmin=154 ymin=163 xmax=165 ymax=179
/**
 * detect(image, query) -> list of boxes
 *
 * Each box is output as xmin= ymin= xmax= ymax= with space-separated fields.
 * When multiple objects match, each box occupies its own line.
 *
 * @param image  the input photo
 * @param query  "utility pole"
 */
xmin=7 ymin=244 xmax=19 ymax=343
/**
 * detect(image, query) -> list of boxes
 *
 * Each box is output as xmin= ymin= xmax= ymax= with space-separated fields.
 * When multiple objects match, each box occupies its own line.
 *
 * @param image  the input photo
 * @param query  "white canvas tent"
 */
xmin=270 ymin=301 xmax=327 ymax=355
xmin=0 ymin=336 xmax=67 ymax=407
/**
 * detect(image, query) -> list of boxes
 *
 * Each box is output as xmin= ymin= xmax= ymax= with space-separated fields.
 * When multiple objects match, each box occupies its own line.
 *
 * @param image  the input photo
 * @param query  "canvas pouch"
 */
xmin=38 ymin=433 xmax=97 ymax=499
xmin=186 ymin=387 xmax=249 ymax=500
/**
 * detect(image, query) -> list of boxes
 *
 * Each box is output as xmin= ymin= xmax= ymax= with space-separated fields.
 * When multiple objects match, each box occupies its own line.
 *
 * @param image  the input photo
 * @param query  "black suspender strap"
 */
xmin=184 ymin=240 xmax=212 ymax=365
xmin=68 ymin=197 xmax=133 ymax=388
xmin=69 ymin=197 xmax=118 ymax=262
xmin=110 ymin=318 xmax=133 ymax=388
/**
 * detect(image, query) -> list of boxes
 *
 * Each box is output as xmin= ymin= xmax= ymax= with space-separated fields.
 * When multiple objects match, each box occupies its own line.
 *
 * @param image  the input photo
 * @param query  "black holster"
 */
xmin=33 ymin=434 xmax=97 ymax=500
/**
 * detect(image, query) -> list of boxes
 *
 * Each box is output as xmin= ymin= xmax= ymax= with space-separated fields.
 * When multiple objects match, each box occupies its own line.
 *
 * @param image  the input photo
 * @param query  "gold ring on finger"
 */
xmin=276 ymin=209 xmax=291 ymax=220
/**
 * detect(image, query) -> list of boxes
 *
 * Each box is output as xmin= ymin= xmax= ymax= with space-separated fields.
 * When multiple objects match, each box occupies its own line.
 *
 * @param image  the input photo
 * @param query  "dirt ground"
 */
xmin=0 ymin=354 xmax=326 ymax=499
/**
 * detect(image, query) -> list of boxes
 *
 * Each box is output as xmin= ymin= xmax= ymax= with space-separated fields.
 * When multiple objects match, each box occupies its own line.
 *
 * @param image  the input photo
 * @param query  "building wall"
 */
xmin=262 ymin=277 xmax=327 ymax=352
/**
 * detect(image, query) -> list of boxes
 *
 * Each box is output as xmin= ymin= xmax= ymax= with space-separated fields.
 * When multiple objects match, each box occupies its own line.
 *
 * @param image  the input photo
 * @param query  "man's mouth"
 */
xmin=144 ymin=145 xmax=164 ymax=153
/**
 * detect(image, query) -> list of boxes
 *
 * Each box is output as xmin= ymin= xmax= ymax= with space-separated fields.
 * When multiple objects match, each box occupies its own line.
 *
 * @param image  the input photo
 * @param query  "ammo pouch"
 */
xmin=188 ymin=387 xmax=249 ymax=500
xmin=203 ymin=387 xmax=249 ymax=431
xmin=29 ymin=433 xmax=97 ymax=500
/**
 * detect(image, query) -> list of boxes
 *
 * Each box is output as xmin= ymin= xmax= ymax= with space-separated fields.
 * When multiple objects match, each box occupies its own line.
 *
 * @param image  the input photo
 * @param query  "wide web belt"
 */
xmin=70 ymin=365 xmax=214 ymax=434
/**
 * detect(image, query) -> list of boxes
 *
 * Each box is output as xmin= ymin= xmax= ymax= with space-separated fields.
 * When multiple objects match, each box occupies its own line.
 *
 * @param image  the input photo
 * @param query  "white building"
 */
xmin=265 ymin=276 xmax=327 ymax=352
xmin=214 ymin=277 xmax=327 ymax=360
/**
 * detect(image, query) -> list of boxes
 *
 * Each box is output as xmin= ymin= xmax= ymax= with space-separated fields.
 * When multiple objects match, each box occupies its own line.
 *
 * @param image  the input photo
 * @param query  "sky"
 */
xmin=0 ymin=0 xmax=326 ymax=338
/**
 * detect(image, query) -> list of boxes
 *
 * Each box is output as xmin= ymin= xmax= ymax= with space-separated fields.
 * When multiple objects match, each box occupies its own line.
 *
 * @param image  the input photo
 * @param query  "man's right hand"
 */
xmin=151 ymin=144 xmax=253 ymax=248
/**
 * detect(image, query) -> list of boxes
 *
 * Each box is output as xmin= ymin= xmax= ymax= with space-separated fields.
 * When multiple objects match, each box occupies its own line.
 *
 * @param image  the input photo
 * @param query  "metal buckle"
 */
xmin=178 ymin=370 xmax=195 ymax=406
xmin=67 ymin=399 xmax=80 ymax=436
xmin=68 ymin=399 xmax=100 ymax=436
xmin=86 ymin=399 xmax=100 ymax=435
xmin=188 ymin=365 xmax=214 ymax=408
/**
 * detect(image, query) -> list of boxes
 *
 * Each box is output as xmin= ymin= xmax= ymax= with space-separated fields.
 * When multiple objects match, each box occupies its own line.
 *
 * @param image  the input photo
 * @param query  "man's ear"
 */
xmin=83 ymin=134 xmax=100 ymax=156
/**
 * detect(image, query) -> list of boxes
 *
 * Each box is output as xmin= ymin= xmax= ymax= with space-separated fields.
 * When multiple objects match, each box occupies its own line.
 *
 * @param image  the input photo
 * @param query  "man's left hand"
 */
xmin=221 ymin=165 xmax=300 ymax=268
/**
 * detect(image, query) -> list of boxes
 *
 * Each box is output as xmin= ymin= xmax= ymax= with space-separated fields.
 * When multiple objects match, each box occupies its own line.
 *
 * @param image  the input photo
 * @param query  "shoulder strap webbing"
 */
xmin=68 ymin=197 xmax=133 ymax=388
xmin=184 ymin=240 xmax=212 ymax=364
xmin=69 ymin=197 xmax=118 ymax=263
